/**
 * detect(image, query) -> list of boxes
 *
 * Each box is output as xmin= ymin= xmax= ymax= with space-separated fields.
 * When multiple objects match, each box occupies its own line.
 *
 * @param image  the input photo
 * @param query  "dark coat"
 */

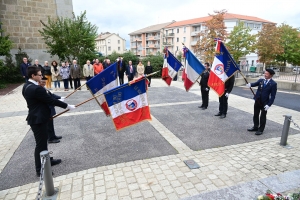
xmin=70 ymin=64 xmax=81 ymax=79
xmin=45 ymin=89 xmax=61 ymax=116
xmin=251 ymin=78 xmax=277 ymax=107
xmin=225 ymin=75 xmax=235 ymax=93
xmin=22 ymin=81 xmax=67 ymax=125
xmin=43 ymin=65 xmax=52 ymax=75
xmin=118 ymin=60 xmax=126 ymax=77
xmin=145 ymin=65 xmax=153 ymax=75
xmin=200 ymin=69 xmax=210 ymax=88
xmin=20 ymin=62 xmax=31 ymax=77
xmin=33 ymin=64 xmax=45 ymax=76
xmin=125 ymin=65 xmax=137 ymax=79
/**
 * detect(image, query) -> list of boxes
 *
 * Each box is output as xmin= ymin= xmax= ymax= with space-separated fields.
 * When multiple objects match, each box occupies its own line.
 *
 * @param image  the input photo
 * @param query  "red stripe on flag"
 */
xmin=184 ymin=77 xmax=194 ymax=91
xmin=208 ymin=72 xmax=225 ymax=97
xmin=162 ymin=76 xmax=172 ymax=86
xmin=113 ymin=106 xmax=151 ymax=130
xmin=162 ymin=67 xmax=169 ymax=78
xmin=101 ymin=102 xmax=110 ymax=116
xmin=182 ymin=68 xmax=186 ymax=81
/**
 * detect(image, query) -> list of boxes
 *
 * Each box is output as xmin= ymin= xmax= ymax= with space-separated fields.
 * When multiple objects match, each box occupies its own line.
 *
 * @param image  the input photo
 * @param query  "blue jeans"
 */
xmin=54 ymin=80 xmax=60 ymax=88
xmin=63 ymin=79 xmax=69 ymax=89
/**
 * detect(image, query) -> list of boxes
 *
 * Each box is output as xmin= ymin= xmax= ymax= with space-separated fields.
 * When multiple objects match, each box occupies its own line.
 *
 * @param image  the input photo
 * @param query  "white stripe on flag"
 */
xmin=211 ymin=57 xmax=228 ymax=82
xmin=167 ymin=63 xmax=177 ymax=78
xmin=95 ymin=79 xmax=118 ymax=104
xmin=186 ymin=60 xmax=200 ymax=82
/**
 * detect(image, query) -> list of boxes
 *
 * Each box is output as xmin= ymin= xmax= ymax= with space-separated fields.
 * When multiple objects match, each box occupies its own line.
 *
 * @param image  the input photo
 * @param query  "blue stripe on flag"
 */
xmin=104 ymin=79 xmax=146 ymax=107
xmin=167 ymin=50 xmax=182 ymax=72
xmin=86 ymin=62 xmax=118 ymax=94
xmin=186 ymin=50 xmax=205 ymax=74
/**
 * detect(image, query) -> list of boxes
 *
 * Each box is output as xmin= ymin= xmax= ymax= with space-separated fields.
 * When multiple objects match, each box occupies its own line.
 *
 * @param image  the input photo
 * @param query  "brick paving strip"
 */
xmin=0 ymin=80 xmax=300 ymax=199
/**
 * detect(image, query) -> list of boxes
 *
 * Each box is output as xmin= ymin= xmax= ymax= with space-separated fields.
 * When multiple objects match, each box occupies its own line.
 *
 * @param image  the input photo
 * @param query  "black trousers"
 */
xmin=218 ymin=93 xmax=228 ymax=115
xmin=86 ymin=76 xmax=92 ymax=82
xmin=119 ymin=75 xmax=124 ymax=85
xmin=147 ymin=77 xmax=151 ymax=86
xmin=69 ymin=75 xmax=73 ymax=88
xmin=253 ymin=100 xmax=267 ymax=131
xmin=47 ymin=119 xmax=56 ymax=140
xmin=30 ymin=122 xmax=48 ymax=173
xmin=74 ymin=78 xmax=80 ymax=89
xmin=201 ymin=87 xmax=209 ymax=108
xmin=128 ymin=75 xmax=134 ymax=81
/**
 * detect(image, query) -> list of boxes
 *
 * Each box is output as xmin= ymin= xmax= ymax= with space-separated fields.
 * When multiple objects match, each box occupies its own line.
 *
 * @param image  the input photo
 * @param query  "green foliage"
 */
xmin=176 ymin=51 xmax=183 ymax=62
xmin=141 ymin=55 xmax=164 ymax=78
xmin=0 ymin=55 xmax=23 ymax=85
xmin=39 ymin=11 xmax=98 ymax=65
xmin=226 ymin=21 xmax=256 ymax=62
xmin=276 ymin=23 xmax=300 ymax=66
xmin=0 ymin=22 xmax=13 ymax=56
xmin=15 ymin=47 xmax=32 ymax=68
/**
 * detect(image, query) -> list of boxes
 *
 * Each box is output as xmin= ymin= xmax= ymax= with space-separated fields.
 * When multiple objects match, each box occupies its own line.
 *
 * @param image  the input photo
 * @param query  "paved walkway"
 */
xmin=0 ymin=79 xmax=299 ymax=200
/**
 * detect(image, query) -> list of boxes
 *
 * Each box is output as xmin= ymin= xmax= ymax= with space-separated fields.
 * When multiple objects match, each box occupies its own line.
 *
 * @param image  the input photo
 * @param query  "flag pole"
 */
xmin=65 ymin=82 xmax=87 ymax=99
xmin=51 ymin=93 xmax=103 ymax=119
xmin=238 ymin=70 xmax=255 ymax=96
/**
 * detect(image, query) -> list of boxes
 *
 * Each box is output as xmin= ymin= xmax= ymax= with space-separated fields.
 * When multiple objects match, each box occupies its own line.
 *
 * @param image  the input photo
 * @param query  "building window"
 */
xmin=183 ymin=37 xmax=186 ymax=42
xmin=118 ymin=47 xmax=120 ymax=51
xmin=248 ymin=23 xmax=254 ymax=29
xmin=184 ymin=27 xmax=186 ymax=33
xmin=176 ymin=46 xmax=178 ymax=51
xmin=118 ymin=40 xmax=120 ymax=44
xmin=177 ymin=28 xmax=179 ymax=33
xmin=108 ymin=46 xmax=111 ymax=51
xmin=177 ymin=37 xmax=179 ymax=42
xmin=108 ymin=39 xmax=111 ymax=44
xmin=166 ymin=30 xmax=168 ymax=35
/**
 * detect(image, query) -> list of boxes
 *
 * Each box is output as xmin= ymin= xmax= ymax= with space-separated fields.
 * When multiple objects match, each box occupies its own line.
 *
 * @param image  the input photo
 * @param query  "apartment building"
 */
xmin=128 ymin=21 xmax=175 ymax=57
xmin=129 ymin=13 xmax=273 ymax=65
xmin=95 ymin=32 xmax=126 ymax=56
xmin=164 ymin=13 xmax=274 ymax=65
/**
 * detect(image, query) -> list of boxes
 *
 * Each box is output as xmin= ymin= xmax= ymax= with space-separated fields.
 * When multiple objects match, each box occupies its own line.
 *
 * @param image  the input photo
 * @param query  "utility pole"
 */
xmin=136 ymin=40 xmax=137 ymax=56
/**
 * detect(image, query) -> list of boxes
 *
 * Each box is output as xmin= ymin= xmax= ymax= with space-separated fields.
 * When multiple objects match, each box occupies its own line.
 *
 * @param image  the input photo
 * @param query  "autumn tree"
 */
xmin=194 ymin=10 xmax=228 ymax=64
xmin=226 ymin=21 xmax=256 ymax=63
xmin=39 ymin=11 xmax=98 ymax=65
xmin=276 ymin=23 xmax=300 ymax=66
xmin=256 ymin=23 xmax=283 ymax=66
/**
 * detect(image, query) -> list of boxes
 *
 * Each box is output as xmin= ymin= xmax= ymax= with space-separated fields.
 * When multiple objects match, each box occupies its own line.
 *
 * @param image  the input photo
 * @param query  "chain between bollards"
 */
xmin=280 ymin=115 xmax=292 ymax=146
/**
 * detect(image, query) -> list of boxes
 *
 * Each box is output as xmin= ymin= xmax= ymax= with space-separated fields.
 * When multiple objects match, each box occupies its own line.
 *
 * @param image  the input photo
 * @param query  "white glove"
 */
xmin=264 ymin=105 xmax=269 ymax=111
xmin=225 ymin=93 xmax=229 ymax=98
xmin=246 ymin=83 xmax=251 ymax=88
xmin=67 ymin=104 xmax=76 ymax=110
xmin=116 ymin=58 xmax=120 ymax=62
xmin=205 ymin=88 xmax=209 ymax=91
xmin=61 ymin=97 xmax=65 ymax=100
xmin=58 ymin=98 xmax=65 ymax=102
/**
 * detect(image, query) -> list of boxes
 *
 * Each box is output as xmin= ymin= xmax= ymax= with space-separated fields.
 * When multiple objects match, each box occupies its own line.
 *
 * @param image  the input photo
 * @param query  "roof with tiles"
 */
xmin=129 ymin=21 xmax=175 ymax=35
xmin=166 ymin=13 xmax=274 ymax=28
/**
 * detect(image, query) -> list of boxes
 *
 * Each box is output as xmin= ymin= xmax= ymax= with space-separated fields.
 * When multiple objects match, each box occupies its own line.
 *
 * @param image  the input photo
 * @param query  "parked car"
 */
xmin=270 ymin=67 xmax=280 ymax=72
xmin=293 ymin=67 xmax=300 ymax=74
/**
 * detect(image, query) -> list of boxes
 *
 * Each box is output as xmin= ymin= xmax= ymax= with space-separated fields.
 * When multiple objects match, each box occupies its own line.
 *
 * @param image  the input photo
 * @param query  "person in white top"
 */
xmin=83 ymin=60 xmax=94 ymax=82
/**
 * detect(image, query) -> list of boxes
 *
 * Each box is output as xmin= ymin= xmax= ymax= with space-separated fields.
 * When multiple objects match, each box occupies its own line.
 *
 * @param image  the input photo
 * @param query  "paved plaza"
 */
xmin=0 ymin=78 xmax=299 ymax=200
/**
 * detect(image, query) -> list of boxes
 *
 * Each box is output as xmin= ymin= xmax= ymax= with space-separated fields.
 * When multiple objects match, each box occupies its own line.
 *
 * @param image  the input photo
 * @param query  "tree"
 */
xmin=39 ymin=11 xmax=98 ymax=64
xmin=276 ymin=23 xmax=300 ymax=66
xmin=142 ymin=55 xmax=164 ymax=78
xmin=226 ymin=21 xmax=256 ymax=63
xmin=194 ymin=10 xmax=228 ymax=64
xmin=256 ymin=23 xmax=283 ymax=66
xmin=0 ymin=22 xmax=13 ymax=56
xmin=176 ymin=51 xmax=183 ymax=62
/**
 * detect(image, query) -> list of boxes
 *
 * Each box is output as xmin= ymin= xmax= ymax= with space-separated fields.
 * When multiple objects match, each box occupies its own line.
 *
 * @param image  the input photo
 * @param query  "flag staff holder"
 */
xmin=52 ymin=72 xmax=159 ymax=119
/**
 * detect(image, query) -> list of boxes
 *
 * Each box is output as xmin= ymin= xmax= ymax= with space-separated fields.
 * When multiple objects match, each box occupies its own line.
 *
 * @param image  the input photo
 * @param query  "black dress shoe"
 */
xmin=48 ymin=139 xmax=60 ymax=143
xmin=54 ymin=135 xmax=62 ymax=139
xmin=247 ymin=127 xmax=258 ymax=132
xmin=51 ymin=159 xmax=62 ymax=166
xmin=198 ymin=105 xmax=203 ymax=108
xmin=255 ymin=131 xmax=263 ymax=135
xmin=202 ymin=107 xmax=207 ymax=110
xmin=215 ymin=113 xmax=222 ymax=116
xmin=219 ymin=114 xmax=226 ymax=118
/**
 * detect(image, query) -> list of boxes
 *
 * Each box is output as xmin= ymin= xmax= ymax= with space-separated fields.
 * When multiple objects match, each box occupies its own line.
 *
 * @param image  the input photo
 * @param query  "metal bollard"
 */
xmin=280 ymin=115 xmax=292 ymax=146
xmin=40 ymin=151 xmax=55 ymax=196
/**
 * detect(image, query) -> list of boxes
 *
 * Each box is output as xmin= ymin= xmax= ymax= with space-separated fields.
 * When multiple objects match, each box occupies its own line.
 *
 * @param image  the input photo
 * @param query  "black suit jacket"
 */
xmin=118 ymin=60 xmax=126 ymax=76
xmin=22 ymin=82 xmax=68 ymax=125
xmin=125 ymin=65 xmax=136 ymax=79
xmin=251 ymin=78 xmax=277 ymax=107
xmin=225 ymin=75 xmax=235 ymax=93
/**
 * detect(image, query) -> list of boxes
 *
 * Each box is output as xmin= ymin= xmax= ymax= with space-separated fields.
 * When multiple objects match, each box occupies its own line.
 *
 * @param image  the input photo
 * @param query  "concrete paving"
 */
xmin=0 ymin=78 xmax=299 ymax=200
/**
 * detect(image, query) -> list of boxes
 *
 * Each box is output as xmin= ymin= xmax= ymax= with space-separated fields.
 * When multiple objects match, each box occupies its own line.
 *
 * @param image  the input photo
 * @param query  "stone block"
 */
xmin=0 ymin=4 xmax=6 ymax=11
xmin=25 ymin=44 xmax=38 ymax=49
xmin=36 ymin=2 xmax=48 ymax=8
xmin=6 ymin=5 xmax=16 ymax=12
xmin=10 ymin=20 xmax=22 ymax=26
xmin=4 ymin=0 xmax=18 ymax=5
xmin=23 ymin=6 xmax=32 ymax=12
xmin=10 ymin=37 xmax=20 ymax=43
xmin=26 ymin=1 xmax=37 ymax=7
xmin=22 ymin=21 xmax=30 ymax=26
xmin=30 ymin=21 xmax=41 ymax=27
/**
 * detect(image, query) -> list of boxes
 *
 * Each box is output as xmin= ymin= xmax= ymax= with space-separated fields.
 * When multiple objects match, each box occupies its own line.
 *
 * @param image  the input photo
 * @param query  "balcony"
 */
xmin=163 ymin=33 xmax=175 ymax=38
xmin=131 ymin=37 xmax=142 ymax=42
xmin=146 ymin=44 xmax=160 ymax=48
xmin=191 ymin=41 xmax=199 ymax=46
xmin=191 ymin=31 xmax=200 ymax=36
xmin=146 ymin=36 xmax=160 ymax=40
xmin=163 ymin=42 xmax=173 ymax=46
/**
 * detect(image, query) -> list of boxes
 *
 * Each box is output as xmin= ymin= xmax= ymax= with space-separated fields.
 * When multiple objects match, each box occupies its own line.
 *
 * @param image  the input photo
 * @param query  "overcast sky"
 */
xmin=73 ymin=0 xmax=300 ymax=49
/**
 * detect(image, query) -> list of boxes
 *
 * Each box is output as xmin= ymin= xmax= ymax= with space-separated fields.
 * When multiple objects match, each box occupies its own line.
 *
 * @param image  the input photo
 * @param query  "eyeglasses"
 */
xmin=36 ymin=74 xmax=42 ymax=77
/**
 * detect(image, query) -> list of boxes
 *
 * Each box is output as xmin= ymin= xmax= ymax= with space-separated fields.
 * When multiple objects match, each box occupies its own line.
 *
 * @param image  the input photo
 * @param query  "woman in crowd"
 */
xmin=136 ymin=60 xmax=145 ymax=78
xmin=145 ymin=61 xmax=153 ymax=87
xmin=60 ymin=62 xmax=70 ymax=91
xmin=51 ymin=60 xmax=61 ymax=91
xmin=66 ymin=61 xmax=73 ymax=89
xmin=43 ymin=61 xmax=52 ymax=89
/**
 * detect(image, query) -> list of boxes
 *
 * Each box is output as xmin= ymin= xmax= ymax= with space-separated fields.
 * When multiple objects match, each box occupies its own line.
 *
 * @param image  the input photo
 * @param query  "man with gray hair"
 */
xmin=70 ymin=59 xmax=81 ymax=89
xmin=33 ymin=59 xmax=44 ymax=76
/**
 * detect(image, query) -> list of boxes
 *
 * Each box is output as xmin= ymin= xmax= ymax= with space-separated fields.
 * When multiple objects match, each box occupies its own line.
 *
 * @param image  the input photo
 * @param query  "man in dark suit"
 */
xmin=126 ymin=60 xmax=136 ymax=82
xmin=70 ymin=59 xmax=81 ymax=89
xmin=22 ymin=66 xmax=76 ymax=176
xmin=20 ymin=57 xmax=31 ymax=83
xmin=118 ymin=56 xmax=126 ymax=85
xmin=199 ymin=62 xmax=210 ymax=110
xmin=39 ymin=77 xmax=63 ymax=143
xmin=246 ymin=69 xmax=277 ymax=135
xmin=215 ymin=75 xmax=235 ymax=118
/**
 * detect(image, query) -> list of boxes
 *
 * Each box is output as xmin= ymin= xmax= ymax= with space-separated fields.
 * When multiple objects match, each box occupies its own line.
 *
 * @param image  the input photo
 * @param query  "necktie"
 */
xmin=88 ymin=65 xmax=90 ymax=70
xmin=75 ymin=65 xmax=77 ymax=69
xmin=130 ymin=66 xmax=133 ymax=73
xmin=264 ymin=80 xmax=267 ymax=87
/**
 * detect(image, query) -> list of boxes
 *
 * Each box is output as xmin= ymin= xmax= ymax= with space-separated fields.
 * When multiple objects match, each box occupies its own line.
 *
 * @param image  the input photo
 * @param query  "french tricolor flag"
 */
xmin=86 ymin=62 xmax=118 ymax=116
xmin=184 ymin=49 xmax=205 ymax=91
xmin=162 ymin=50 xmax=182 ymax=85
xmin=104 ymin=78 xmax=151 ymax=130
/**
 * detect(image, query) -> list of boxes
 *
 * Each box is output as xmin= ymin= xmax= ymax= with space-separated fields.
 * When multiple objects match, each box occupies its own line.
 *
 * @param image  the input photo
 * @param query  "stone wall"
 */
xmin=0 ymin=0 xmax=73 ymax=62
